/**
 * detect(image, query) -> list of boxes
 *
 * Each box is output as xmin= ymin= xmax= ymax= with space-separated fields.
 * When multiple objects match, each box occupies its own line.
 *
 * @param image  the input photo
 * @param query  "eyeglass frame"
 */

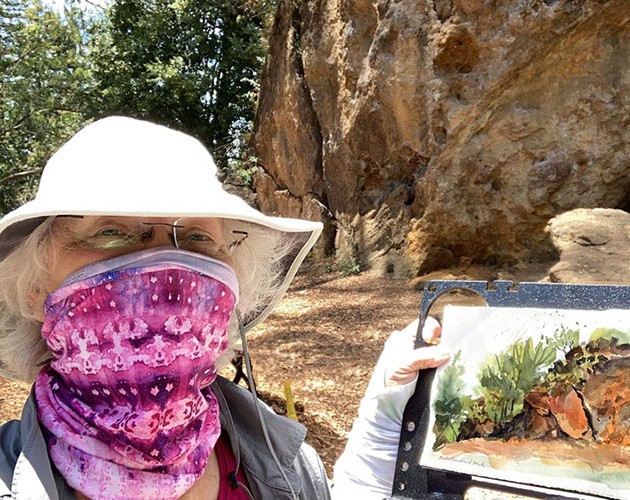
xmin=54 ymin=215 xmax=249 ymax=258
xmin=135 ymin=221 xmax=248 ymax=254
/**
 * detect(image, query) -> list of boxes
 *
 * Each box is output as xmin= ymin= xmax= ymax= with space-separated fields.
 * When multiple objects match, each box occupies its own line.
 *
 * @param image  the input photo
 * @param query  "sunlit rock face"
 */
xmin=545 ymin=208 xmax=630 ymax=285
xmin=254 ymin=0 xmax=630 ymax=276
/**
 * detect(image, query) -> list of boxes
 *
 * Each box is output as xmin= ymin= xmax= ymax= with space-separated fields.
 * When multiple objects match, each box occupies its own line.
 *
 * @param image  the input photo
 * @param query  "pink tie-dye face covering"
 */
xmin=34 ymin=249 xmax=239 ymax=500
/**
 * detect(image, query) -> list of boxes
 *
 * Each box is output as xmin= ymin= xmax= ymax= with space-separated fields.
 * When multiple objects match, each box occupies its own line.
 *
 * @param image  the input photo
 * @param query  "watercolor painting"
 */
xmin=420 ymin=306 xmax=630 ymax=500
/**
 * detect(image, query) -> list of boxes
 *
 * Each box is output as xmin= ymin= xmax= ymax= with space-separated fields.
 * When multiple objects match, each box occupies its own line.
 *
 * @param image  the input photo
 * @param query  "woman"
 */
xmin=0 ymin=117 xmax=448 ymax=499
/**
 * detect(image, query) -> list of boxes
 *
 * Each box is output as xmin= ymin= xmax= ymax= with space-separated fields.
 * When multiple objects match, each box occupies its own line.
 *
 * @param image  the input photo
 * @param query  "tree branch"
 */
xmin=84 ymin=0 xmax=108 ymax=10
xmin=0 ymin=168 xmax=42 ymax=186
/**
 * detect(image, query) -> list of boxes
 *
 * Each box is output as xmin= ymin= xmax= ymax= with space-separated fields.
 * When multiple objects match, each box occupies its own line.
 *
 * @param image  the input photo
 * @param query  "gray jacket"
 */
xmin=0 ymin=376 xmax=331 ymax=499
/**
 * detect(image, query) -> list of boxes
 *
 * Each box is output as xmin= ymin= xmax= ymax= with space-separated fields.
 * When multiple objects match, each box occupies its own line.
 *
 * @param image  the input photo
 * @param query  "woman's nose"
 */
xmin=144 ymin=223 xmax=178 ymax=249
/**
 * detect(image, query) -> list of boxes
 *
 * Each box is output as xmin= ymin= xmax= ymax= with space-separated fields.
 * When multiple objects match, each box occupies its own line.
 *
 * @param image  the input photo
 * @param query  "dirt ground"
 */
xmin=0 ymin=262 xmax=422 ymax=477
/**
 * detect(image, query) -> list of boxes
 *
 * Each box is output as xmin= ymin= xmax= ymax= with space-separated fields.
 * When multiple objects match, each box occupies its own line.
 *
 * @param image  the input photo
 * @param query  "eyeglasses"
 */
xmin=57 ymin=216 xmax=248 ymax=261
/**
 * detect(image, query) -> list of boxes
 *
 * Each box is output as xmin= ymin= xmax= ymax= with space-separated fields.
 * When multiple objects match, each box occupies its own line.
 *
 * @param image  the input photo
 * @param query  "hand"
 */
xmin=333 ymin=317 xmax=450 ymax=497
xmin=385 ymin=317 xmax=450 ymax=386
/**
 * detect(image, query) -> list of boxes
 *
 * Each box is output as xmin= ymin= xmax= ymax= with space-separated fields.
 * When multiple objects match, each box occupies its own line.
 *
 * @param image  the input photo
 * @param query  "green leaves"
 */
xmin=431 ymin=330 xmax=562 ymax=446
xmin=479 ymin=336 xmax=556 ymax=426
xmin=87 ymin=0 xmax=267 ymax=170
xmin=432 ymin=352 xmax=472 ymax=449
xmin=0 ymin=0 xmax=270 ymax=214
xmin=0 ymin=0 xmax=88 ymax=214
xmin=589 ymin=327 xmax=630 ymax=346
xmin=431 ymin=323 xmax=630 ymax=448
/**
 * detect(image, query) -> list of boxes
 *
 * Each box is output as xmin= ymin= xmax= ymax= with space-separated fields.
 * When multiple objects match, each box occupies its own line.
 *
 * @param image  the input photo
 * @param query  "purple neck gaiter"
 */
xmin=34 ymin=249 xmax=239 ymax=500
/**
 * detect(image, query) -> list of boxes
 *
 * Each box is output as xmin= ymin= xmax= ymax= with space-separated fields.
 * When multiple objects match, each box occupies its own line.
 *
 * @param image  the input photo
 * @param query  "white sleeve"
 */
xmin=332 ymin=324 xmax=419 ymax=499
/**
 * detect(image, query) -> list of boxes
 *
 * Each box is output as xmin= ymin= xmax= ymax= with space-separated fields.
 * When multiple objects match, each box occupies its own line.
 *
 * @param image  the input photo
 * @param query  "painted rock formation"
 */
xmin=461 ymin=341 xmax=630 ymax=446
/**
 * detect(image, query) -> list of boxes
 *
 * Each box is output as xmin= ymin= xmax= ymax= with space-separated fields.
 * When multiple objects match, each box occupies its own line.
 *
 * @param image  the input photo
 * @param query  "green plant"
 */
xmin=227 ymin=155 xmax=259 ymax=187
xmin=549 ymin=325 xmax=580 ymax=353
xmin=432 ymin=352 xmax=472 ymax=449
xmin=337 ymin=261 xmax=362 ymax=276
xmin=589 ymin=327 xmax=630 ymax=346
xmin=478 ymin=336 xmax=556 ymax=428
xmin=543 ymin=328 xmax=625 ymax=388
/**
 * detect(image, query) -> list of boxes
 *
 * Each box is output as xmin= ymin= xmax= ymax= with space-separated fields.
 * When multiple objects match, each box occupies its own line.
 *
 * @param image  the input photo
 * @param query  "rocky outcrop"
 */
xmin=547 ymin=384 xmax=592 ymax=439
xmin=545 ymin=208 xmax=630 ymax=284
xmin=253 ymin=0 xmax=630 ymax=276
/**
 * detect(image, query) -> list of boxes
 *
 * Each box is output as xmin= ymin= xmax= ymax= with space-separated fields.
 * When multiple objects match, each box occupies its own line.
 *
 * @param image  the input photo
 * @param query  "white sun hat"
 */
xmin=0 ymin=116 xmax=322 ymax=330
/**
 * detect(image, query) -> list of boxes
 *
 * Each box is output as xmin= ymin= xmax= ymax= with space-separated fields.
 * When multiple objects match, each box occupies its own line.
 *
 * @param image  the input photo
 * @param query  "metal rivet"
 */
xmin=400 ymin=461 xmax=409 ymax=471
xmin=398 ymin=482 xmax=406 ymax=491
xmin=403 ymin=441 xmax=412 ymax=451
xmin=406 ymin=421 xmax=416 ymax=432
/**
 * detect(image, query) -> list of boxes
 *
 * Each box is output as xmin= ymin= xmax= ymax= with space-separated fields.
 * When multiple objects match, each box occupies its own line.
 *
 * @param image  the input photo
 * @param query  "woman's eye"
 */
xmin=97 ymin=228 xmax=126 ymax=237
xmin=186 ymin=232 xmax=213 ymax=242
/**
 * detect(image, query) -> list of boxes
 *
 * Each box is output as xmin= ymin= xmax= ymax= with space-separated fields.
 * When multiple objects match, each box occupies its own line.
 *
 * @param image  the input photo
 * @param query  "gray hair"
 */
xmin=0 ymin=217 xmax=292 ymax=383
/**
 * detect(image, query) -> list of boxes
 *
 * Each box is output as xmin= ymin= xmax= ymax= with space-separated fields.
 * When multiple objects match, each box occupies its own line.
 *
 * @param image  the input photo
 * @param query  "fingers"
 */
xmin=421 ymin=316 xmax=442 ymax=344
xmin=381 ymin=318 xmax=448 ymax=387
xmin=406 ymin=345 xmax=450 ymax=370
xmin=400 ymin=344 xmax=450 ymax=373
xmin=386 ymin=345 xmax=450 ymax=386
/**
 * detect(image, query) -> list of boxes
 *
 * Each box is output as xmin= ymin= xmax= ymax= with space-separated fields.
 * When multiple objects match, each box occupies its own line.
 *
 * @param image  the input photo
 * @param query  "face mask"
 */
xmin=34 ymin=248 xmax=239 ymax=500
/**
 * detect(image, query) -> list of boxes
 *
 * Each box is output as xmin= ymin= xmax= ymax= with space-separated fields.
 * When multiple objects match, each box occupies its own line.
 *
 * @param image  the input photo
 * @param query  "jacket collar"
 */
xmin=212 ymin=376 xmax=306 ymax=499
xmin=13 ymin=395 xmax=60 ymax=499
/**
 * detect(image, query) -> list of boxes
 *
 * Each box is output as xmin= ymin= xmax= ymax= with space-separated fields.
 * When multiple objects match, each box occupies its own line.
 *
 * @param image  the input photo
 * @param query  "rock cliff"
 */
xmin=253 ymin=0 xmax=630 ymax=277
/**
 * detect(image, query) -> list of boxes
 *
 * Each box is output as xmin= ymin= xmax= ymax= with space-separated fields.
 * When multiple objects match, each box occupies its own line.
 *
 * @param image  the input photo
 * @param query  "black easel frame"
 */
xmin=391 ymin=280 xmax=630 ymax=500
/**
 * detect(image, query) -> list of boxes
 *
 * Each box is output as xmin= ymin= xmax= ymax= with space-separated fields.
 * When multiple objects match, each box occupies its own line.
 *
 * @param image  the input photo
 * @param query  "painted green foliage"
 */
xmin=479 ymin=336 xmax=557 ymax=426
xmin=589 ymin=327 xmax=630 ymax=345
xmin=432 ymin=325 xmax=587 ymax=449
xmin=432 ymin=351 xmax=472 ymax=449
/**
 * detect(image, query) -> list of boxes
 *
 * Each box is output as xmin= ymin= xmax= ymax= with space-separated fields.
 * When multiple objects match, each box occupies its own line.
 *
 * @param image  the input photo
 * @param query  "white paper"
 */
xmin=420 ymin=306 xmax=630 ymax=499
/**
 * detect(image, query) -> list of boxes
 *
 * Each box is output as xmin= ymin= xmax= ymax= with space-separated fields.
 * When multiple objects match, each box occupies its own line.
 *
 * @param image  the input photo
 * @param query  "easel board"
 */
xmin=391 ymin=280 xmax=630 ymax=500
